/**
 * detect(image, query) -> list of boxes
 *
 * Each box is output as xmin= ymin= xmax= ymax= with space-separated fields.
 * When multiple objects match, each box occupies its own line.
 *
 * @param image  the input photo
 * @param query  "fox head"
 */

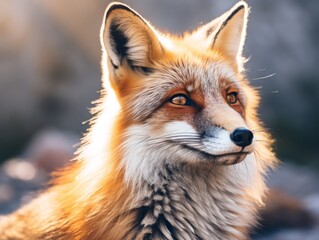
xmin=97 ymin=2 xmax=272 ymax=185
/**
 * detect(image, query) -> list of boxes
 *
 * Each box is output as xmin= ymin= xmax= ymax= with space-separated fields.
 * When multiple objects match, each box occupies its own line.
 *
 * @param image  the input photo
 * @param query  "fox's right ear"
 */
xmin=100 ymin=3 xmax=163 ymax=72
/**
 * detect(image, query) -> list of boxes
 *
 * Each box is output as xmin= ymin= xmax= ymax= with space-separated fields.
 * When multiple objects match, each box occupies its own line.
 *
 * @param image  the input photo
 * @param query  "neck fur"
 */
xmin=125 ymin=156 xmax=265 ymax=240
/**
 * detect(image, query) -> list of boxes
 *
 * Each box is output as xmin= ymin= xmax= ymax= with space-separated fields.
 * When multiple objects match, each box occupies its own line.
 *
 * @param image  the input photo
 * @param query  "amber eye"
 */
xmin=169 ymin=94 xmax=190 ymax=106
xmin=226 ymin=92 xmax=238 ymax=104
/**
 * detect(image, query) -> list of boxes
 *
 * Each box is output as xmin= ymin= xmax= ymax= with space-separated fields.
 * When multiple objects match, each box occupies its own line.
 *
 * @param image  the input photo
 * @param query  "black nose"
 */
xmin=230 ymin=128 xmax=253 ymax=147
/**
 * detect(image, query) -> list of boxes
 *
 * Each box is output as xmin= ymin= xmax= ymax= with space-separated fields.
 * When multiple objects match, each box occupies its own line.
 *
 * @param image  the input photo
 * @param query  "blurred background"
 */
xmin=0 ymin=0 xmax=318 ymax=239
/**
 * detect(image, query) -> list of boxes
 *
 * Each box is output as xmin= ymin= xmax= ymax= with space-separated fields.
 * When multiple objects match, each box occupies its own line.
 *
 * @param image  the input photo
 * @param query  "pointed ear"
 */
xmin=212 ymin=2 xmax=249 ymax=63
xmin=189 ymin=2 xmax=249 ymax=69
xmin=100 ymin=3 xmax=163 ymax=70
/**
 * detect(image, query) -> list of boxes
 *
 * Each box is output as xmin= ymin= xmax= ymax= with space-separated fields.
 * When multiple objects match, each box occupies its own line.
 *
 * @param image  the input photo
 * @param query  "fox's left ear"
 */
xmin=192 ymin=2 xmax=249 ymax=70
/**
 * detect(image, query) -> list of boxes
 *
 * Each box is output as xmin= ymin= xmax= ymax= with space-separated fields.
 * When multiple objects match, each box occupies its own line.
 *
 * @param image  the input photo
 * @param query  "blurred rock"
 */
xmin=304 ymin=194 xmax=319 ymax=219
xmin=0 ymin=158 xmax=43 ymax=214
xmin=267 ymin=163 xmax=319 ymax=199
xmin=0 ymin=129 xmax=79 ymax=214
xmin=257 ymin=189 xmax=315 ymax=234
xmin=3 ymin=159 xmax=36 ymax=181
xmin=25 ymin=129 xmax=79 ymax=172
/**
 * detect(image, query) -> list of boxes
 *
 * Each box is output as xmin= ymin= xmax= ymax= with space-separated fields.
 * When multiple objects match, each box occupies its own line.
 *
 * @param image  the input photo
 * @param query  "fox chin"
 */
xmin=0 ymin=1 xmax=276 ymax=239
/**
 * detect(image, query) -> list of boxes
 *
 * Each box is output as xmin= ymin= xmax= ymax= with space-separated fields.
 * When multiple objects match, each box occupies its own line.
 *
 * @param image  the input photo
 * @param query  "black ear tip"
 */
xmin=105 ymin=2 xmax=136 ymax=19
xmin=226 ymin=1 xmax=248 ymax=17
xmin=232 ymin=2 xmax=248 ymax=14
xmin=237 ymin=1 xmax=248 ymax=7
xmin=223 ymin=1 xmax=248 ymax=25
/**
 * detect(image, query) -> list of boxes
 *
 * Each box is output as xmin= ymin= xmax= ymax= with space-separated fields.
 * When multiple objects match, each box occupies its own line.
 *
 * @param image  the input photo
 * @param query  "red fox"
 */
xmin=0 ymin=1 xmax=276 ymax=239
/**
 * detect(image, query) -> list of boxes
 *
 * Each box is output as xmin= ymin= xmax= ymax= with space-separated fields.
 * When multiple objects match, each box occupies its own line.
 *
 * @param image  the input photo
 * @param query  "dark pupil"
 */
xmin=228 ymin=93 xmax=237 ymax=103
xmin=174 ymin=96 xmax=185 ymax=104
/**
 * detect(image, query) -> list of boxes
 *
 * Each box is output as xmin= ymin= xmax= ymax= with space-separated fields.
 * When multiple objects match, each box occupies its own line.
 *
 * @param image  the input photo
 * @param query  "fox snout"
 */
xmin=201 ymin=124 xmax=254 ymax=149
xmin=204 ymin=127 xmax=254 ymax=148
xmin=195 ymin=126 xmax=254 ymax=165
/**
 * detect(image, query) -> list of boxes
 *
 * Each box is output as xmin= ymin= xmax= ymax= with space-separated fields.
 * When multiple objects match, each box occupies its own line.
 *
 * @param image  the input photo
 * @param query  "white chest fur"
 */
xmin=133 ymin=160 xmax=262 ymax=240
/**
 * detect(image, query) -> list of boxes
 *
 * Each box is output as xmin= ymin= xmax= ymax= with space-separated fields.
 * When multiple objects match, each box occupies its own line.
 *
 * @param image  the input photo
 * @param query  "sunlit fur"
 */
xmin=0 ymin=1 xmax=276 ymax=239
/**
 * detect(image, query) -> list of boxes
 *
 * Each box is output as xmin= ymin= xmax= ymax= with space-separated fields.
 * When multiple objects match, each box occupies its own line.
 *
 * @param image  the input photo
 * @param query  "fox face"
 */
xmin=101 ymin=2 xmax=260 ymax=185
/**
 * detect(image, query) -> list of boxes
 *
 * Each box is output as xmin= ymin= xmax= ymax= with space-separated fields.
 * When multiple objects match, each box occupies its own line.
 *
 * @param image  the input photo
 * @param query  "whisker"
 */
xmin=251 ymin=73 xmax=276 ymax=81
xmin=251 ymin=128 xmax=270 ymax=134
xmin=202 ymin=140 xmax=223 ymax=145
xmin=254 ymin=139 xmax=269 ymax=143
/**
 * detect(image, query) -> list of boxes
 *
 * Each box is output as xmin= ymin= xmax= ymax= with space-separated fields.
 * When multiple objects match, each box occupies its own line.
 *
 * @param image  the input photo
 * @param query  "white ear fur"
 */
xmin=100 ymin=3 xmax=163 ymax=69
xmin=212 ymin=2 xmax=249 ymax=63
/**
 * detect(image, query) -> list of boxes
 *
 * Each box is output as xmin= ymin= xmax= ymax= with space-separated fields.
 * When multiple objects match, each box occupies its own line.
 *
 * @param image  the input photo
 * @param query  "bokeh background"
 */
xmin=0 ymin=0 xmax=318 ymax=239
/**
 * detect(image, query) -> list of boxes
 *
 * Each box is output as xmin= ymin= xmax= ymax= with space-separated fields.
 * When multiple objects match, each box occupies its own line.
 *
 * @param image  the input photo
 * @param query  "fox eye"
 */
xmin=169 ymin=94 xmax=191 ymax=106
xmin=226 ymin=92 xmax=238 ymax=104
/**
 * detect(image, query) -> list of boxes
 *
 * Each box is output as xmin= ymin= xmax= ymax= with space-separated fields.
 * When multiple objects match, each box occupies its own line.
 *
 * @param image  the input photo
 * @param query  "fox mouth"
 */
xmin=182 ymin=144 xmax=249 ymax=165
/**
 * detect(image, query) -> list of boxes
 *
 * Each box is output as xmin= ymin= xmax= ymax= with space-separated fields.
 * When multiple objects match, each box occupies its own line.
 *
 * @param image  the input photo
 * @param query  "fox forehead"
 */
xmin=120 ymin=53 xmax=242 ymax=122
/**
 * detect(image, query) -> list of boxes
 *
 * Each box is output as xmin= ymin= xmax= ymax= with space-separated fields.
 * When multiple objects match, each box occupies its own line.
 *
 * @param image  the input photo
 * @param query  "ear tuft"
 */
xmin=109 ymin=20 xmax=129 ymax=64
